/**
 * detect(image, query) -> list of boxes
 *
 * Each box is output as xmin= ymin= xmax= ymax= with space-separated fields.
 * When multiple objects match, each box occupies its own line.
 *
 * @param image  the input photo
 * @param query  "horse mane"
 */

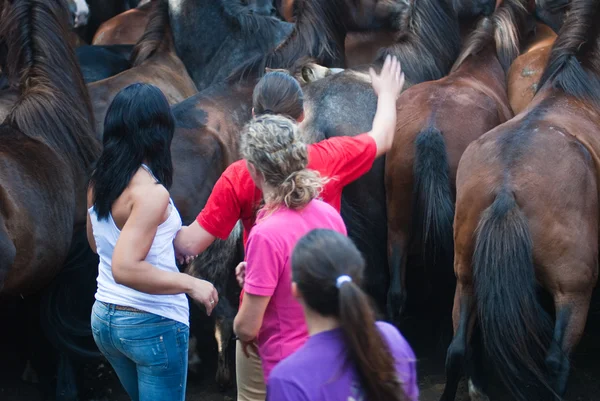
xmin=376 ymin=0 xmax=462 ymax=83
xmin=0 ymin=0 xmax=99 ymax=170
xmin=537 ymin=0 xmax=600 ymax=106
xmin=452 ymin=0 xmax=529 ymax=73
xmin=130 ymin=0 xmax=170 ymax=66
xmin=220 ymin=0 xmax=288 ymax=53
xmin=227 ymin=0 xmax=349 ymax=82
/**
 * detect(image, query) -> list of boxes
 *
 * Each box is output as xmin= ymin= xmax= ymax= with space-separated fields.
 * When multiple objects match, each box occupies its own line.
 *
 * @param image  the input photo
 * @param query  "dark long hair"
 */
xmin=291 ymin=229 xmax=408 ymax=401
xmin=252 ymin=71 xmax=304 ymax=120
xmin=89 ymin=83 xmax=175 ymax=220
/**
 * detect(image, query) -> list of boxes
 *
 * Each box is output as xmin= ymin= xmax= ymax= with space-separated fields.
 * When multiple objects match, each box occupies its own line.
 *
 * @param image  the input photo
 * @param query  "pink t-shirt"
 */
xmin=244 ymin=199 xmax=347 ymax=380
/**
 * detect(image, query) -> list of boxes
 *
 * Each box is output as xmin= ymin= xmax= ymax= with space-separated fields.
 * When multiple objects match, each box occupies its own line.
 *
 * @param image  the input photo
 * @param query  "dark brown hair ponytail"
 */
xmin=291 ymin=229 xmax=408 ymax=401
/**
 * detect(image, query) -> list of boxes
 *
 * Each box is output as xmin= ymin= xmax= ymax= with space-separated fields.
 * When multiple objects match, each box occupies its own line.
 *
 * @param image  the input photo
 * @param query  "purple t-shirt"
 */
xmin=266 ymin=321 xmax=419 ymax=401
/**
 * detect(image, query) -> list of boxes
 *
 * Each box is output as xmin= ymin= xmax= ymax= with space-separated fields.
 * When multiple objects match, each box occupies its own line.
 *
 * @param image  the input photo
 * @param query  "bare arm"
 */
xmin=174 ymin=221 xmax=217 ymax=259
xmin=111 ymin=186 xmax=219 ymax=315
xmin=234 ymin=292 xmax=271 ymax=342
xmin=368 ymin=55 xmax=405 ymax=158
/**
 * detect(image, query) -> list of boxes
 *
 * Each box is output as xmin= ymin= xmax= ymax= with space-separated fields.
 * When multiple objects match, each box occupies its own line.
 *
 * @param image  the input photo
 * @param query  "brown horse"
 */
xmin=92 ymin=0 xmax=152 ymax=45
xmin=87 ymin=0 xmax=197 ymax=136
xmin=0 ymin=0 xmax=101 ymax=398
xmin=442 ymin=0 xmax=600 ymax=399
xmin=167 ymin=82 xmax=256 ymax=388
xmin=0 ymin=0 xmax=99 ymax=295
xmin=507 ymin=22 xmax=557 ymax=114
xmin=385 ymin=0 xmax=530 ymax=338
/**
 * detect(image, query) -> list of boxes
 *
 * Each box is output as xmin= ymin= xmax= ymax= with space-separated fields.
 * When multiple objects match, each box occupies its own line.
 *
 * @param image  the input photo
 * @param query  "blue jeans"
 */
xmin=91 ymin=300 xmax=189 ymax=401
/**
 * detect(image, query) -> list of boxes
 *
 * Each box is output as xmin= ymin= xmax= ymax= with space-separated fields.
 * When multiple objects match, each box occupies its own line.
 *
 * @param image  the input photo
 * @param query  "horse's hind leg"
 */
xmin=546 ymin=287 xmax=594 ymax=398
xmin=440 ymin=279 xmax=478 ymax=401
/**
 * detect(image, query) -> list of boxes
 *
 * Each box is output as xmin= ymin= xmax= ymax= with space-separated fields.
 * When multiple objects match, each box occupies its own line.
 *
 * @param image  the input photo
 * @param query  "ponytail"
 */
xmin=241 ymin=115 xmax=326 ymax=212
xmin=292 ymin=230 xmax=409 ymax=401
xmin=338 ymin=281 xmax=408 ymax=401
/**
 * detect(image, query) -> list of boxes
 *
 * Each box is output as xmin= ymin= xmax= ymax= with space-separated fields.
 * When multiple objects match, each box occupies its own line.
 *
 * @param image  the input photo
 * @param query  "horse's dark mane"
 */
xmin=0 ymin=0 xmax=99 ymax=171
xmin=220 ymin=0 xmax=288 ymax=53
xmin=228 ymin=0 xmax=350 ymax=81
xmin=130 ymin=0 xmax=170 ymax=66
xmin=452 ymin=0 xmax=529 ymax=73
xmin=537 ymin=0 xmax=600 ymax=106
xmin=376 ymin=0 xmax=462 ymax=83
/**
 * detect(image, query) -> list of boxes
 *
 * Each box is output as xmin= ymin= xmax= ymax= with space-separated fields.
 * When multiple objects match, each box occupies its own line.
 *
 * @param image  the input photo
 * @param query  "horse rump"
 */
xmin=473 ymin=189 xmax=555 ymax=401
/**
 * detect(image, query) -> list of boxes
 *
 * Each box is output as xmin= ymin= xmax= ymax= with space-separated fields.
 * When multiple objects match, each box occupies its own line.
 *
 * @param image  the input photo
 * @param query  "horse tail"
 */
xmin=412 ymin=126 xmax=454 ymax=273
xmin=1 ymin=0 xmax=99 ymax=169
xmin=473 ymin=190 xmax=554 ymax=401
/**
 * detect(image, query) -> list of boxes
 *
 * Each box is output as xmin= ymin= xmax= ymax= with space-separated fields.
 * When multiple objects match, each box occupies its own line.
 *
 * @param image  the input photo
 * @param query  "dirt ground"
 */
xmin=1 ymin=293 xmax=599 ymax=401
xmin=1 ymin=318 xmax=599 ymax=401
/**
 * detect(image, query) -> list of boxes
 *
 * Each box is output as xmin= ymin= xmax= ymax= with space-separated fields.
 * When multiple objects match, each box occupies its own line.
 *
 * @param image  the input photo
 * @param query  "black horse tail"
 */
xmin=473 ymin=190 xmax=554 ymax=401
xmin=412 ymin=126 xmax=454 ymax=274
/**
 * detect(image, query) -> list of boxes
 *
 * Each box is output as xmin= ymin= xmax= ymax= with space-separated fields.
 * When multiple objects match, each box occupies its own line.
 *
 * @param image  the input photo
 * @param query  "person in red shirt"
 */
xmin=174 ymin=55 xmax=404 ymax=401
xmin=175 ymin=55 xmax=404 ymax=254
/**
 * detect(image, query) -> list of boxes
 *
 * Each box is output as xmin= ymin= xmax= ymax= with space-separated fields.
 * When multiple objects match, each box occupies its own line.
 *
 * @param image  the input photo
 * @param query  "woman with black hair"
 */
xmin=86 ymin=83 xmax=218 ymax=401
xmin=267 ymin=229 xmax=419 ymax=401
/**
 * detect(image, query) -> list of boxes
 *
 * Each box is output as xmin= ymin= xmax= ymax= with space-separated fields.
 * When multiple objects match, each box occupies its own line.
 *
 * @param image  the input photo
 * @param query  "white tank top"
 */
xmin=88 ymin=164 xmax=189 ymax=326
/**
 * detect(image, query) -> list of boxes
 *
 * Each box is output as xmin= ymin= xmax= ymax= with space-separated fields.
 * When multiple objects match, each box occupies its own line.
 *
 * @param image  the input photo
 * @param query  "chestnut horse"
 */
xmin=385 ymin=0 xmax=530 ymax=343
xmin=507 ymin=22 xmax=557 ymax=114
xmin=92 ymin=0 xmax=152 ymax=45
xmin=87 ymin=0 xmax=197 ymax=136
xmin=442 ymin=0 xmax=600 ymax=399
xmin=0 ymin=0 xmax=101 ymax=399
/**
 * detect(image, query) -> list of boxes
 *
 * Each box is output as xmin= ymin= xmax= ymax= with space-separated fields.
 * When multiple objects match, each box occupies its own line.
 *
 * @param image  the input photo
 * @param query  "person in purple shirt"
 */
xmin=267 ymin=229 xmax=419 ymax=401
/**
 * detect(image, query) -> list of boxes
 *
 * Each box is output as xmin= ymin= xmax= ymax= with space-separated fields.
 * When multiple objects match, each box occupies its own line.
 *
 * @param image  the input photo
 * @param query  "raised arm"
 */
xmin=368 ymin=55 xmax=405 ymax=158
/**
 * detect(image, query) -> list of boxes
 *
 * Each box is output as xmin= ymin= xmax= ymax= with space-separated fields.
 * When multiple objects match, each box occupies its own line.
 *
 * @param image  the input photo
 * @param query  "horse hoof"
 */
xmin=468 ymin=379 xmax=489 ymax=401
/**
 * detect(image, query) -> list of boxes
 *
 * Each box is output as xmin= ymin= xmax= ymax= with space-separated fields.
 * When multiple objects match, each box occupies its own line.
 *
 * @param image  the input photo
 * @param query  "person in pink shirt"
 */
xmin=232 ymin=114 xmax=347 ymax=382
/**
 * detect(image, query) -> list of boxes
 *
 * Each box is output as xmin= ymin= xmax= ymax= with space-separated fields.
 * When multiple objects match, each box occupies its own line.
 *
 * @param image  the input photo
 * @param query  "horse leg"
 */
xmin=546 ymin=289 xmax=593 ymax=398
xmin=56 ymin=352 xmax=78 ymax=401
xmin=214 ymin=297 xmax=235 ymax=389
xmin=440 ymin=279 xmax=476 ymax=401
xmin=386 ymin=230 xmax=407 ymax=322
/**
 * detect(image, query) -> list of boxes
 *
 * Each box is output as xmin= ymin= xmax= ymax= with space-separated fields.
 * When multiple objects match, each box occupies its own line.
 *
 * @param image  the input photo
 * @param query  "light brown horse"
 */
xmin=442 ymin=0 xmax=600 ymax=399
xmin=92 ymin=0 xmax=151 ymax=45
xmin=385 ymin=0 xmax=528 ymax=350
xmin=87 ymin=0 xmax=196 ymax=136
xmin=507 ymin=21 xmax=556 ymax=114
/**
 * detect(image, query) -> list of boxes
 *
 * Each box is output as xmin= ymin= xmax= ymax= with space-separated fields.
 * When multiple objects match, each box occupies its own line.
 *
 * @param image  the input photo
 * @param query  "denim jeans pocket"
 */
xmin=119 ymin=334 xmax=169 ymax=371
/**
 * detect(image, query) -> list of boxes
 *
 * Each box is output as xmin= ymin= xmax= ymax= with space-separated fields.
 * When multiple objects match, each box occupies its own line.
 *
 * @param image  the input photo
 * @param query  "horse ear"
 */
xmin=300 ymin=64 xmax=334 ymax=84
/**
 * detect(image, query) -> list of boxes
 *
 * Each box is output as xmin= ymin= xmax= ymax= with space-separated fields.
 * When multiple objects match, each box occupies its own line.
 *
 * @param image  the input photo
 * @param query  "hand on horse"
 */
xmin=369 ymin=54 xmax=405 ymax=99
xmin=188 ymin=278 xmax=219 ymax=316
xmin=235 ymin=261 xmax=247 ymax=288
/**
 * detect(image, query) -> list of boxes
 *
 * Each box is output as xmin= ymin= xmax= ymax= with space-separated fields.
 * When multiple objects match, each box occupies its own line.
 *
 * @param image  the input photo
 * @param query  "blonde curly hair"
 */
xmin=241 ymin=114 xmax=326 ymax=211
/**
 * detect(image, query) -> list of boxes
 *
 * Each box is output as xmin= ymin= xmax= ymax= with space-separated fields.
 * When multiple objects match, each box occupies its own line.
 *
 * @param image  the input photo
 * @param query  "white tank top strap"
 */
xmin=140 ymin=163 xmax=159 ymax=183
xmin=140 ymin=163 xmax=174 ymax=213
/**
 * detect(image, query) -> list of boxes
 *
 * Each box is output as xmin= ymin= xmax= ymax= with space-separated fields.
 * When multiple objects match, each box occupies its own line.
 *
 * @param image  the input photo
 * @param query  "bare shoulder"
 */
xmin=128 ymin=182 xmax=170 ymax=224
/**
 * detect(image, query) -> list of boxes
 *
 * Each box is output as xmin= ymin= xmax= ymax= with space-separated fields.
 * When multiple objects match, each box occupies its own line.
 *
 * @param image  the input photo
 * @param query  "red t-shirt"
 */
xmin=196 ymin=133 xmax=377 ymax=244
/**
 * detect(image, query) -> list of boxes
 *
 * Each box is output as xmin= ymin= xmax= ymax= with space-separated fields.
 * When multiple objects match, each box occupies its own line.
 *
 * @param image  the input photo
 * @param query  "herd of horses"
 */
xmin=0 ymin=0 xmax=597 ymax=400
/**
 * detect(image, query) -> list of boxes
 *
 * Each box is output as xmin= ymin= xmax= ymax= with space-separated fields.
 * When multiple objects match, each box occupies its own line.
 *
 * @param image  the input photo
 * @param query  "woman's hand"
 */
xmin=188 ymin=278 xmax=219 ymax=316
xmin=369 ymin=55 xmax=405 ymax=99
xmin=235 ymin=262 xmax=247 ymax=288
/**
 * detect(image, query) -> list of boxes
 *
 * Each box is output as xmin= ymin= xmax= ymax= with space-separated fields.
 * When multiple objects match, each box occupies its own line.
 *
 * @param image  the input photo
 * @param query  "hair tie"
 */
xmin=336 ymin=275 xmax=352 ymax=288
xmin=262 ymin=108 xmax=274 ymax=115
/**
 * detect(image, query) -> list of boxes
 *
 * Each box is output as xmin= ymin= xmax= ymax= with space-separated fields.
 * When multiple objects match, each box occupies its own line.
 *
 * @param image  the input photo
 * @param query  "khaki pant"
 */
xmin=236 ymin=340 xmax=266 ymax=401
